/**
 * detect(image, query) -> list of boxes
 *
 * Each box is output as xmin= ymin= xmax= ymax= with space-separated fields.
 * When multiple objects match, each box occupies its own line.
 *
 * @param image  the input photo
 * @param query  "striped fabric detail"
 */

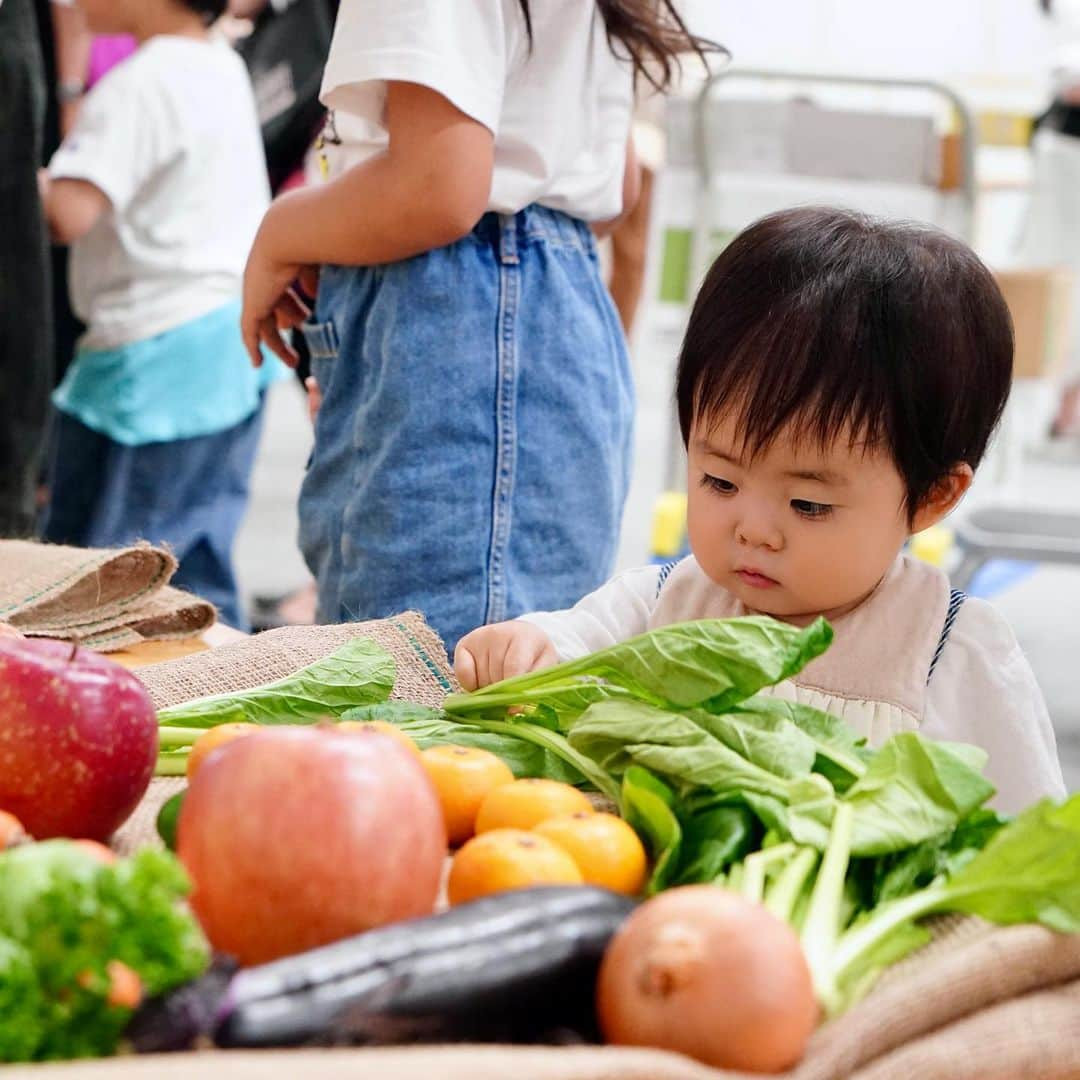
xmin=927 ymin=588 xmax=967 ymax=684
xmin=655 ymin=560 xmax=680 ymax=597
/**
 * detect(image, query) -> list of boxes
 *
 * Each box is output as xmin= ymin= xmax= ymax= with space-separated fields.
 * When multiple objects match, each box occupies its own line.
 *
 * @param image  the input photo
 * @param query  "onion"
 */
xmin=596 ymin=885 xmax=818 ymax=1073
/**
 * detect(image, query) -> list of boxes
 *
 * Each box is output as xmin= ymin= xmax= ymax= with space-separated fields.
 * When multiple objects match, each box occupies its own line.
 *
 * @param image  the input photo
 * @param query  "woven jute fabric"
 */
xmin=134 ymin=609 xmax=454 ymax=710
xmin=113 ymin=612 xmax=453 ymax=857
xmin=86 ymin=613 xmax=1080 ymax=1079
xmin=0 ymin=541 xmax=213 ymax=651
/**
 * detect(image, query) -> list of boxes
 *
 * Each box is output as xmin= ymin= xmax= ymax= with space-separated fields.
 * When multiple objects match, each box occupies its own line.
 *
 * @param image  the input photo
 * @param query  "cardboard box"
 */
xmin=993 ymin=267 xmax=1075 ymax=379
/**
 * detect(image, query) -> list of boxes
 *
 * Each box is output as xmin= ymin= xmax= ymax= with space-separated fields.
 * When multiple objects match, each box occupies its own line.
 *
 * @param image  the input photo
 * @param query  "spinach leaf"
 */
xmin=444 ymin=617 xmax=833 ymax=725
xmin=672 ymin=802 xmax=761 ymax=887
xmin=732 ymin=696 xmax=871 ymax=791
xmin=344 ymin=704 xmax=588 ymax=785
xmin=621 ymin=767 xmax=683 ymax=895
xmin=823 ymin=793 xmax=1080 ymax=1016
xmin=784 ymin=734 xmax=995 ymax=856
xmin=156 ymin=639 xmax=396 ymax=730
xmin=566 ymin=700 xmax=799 ymax=801
xmin=923 ymin=796 xmax=1080 ymax=930
xmin=868 ymin=808 xmax=1007 ymax=905
xmin=340 ymin=702 xmax=445 ymax=726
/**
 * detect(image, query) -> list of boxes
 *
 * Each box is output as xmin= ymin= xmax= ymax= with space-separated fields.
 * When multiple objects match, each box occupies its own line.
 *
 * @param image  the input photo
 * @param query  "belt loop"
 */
xmin=498 ymin=213 xmax=520 ymax=265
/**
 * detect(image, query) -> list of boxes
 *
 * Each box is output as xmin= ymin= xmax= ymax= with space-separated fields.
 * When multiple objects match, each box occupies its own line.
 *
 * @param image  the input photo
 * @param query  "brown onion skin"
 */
xmin=597 ymin=884 xmax=819 ymax=1073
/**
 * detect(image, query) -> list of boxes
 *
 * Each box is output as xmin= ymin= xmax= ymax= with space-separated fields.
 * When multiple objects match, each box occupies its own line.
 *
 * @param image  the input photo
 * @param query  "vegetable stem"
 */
xmin=829 ymin=884 xmax=949 ymax=985
xmin=157 ymin=727 xmax=201 ymax=750
xmin=467 ymin=718 xmax=622 ymax=805
xmin=739 ymin=844 xmax=796 ymax=904
xmin=154 ymin=753 xmax=189 ymax=777
xmin=765 ymin=847 xmax=819 ymax=926
xmin=800 ymin=801 xmax=853 ymax=1006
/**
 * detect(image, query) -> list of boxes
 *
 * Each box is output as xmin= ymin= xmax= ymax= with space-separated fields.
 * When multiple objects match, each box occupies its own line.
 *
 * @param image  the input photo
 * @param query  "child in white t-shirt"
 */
xmin=237 ymin=1 xmax=717 ymax=652
xmin=455 ymin=206 xmax=1066 ymax=814
xmin=38 ymin=0 xmax=284 ymax=628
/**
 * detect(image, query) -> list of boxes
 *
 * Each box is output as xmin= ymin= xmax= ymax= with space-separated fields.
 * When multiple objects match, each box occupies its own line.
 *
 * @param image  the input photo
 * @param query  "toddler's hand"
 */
xmin=454 ymin=621 xmax=558 ymax=691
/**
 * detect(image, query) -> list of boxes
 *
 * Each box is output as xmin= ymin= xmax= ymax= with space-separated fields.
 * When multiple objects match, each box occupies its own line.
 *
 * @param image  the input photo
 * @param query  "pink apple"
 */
xmin=0 ymin=638 xmax=158 ymax=841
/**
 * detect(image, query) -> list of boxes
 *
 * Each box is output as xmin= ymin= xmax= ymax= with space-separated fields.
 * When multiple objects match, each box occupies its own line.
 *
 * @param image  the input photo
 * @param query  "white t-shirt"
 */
xmin=1048 ymin=0 xmax=1080 ymax=93
xmin=49 ymin=36 xmax=270 ymax=351
xmin=319 ymin=0 xmax=635 ymax=220
xmin=520 ymin=559 xmax=1067 ymax=816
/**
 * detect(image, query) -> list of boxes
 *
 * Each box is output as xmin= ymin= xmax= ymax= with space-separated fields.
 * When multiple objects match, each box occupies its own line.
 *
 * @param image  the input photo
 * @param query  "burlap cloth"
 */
xmin=39 ymin=613 xmax=1080 ymax=1080
xmin=0 ymin=540 xmax=215 ymax=650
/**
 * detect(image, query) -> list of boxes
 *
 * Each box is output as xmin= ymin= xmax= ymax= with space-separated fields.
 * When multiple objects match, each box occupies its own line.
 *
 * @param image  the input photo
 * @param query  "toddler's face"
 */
xmin=686 ymin=412 xmax=912 ymax=625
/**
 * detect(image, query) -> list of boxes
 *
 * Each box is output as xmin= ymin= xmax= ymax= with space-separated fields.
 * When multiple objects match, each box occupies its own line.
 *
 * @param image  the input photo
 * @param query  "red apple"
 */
xmin=0 ymin=638 xmax=158 ymax=841
xmin=178 ymin=726 xmax=448 ymax=965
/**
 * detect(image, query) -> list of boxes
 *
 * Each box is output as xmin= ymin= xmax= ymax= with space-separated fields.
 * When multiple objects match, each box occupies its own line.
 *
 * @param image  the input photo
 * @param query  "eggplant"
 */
xmin=128 ymin=885 xmax=634 ymax=1052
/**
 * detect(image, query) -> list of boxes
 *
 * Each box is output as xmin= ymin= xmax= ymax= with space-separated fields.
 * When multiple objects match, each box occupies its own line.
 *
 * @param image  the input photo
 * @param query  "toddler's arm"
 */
xmin=38 ymin=169 xmax=108 ymax=245
xmin=923 ymin=597 xmax=1066 ymax=813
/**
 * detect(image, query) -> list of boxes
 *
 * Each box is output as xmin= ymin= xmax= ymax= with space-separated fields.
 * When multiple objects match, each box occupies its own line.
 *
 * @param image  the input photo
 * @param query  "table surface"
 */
xmin=109 ymin=623 xmax=248 ymax=669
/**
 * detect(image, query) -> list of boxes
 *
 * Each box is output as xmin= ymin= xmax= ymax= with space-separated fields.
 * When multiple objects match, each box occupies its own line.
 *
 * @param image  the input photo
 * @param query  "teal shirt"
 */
xmin=53 ymin=301 xmax=289 ymax=446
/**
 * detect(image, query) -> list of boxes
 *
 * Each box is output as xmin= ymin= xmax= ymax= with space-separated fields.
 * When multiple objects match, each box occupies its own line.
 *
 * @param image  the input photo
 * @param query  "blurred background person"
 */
xmin=1018 ymin=0 xmax=1080 ymax=439
xmin=0 ymin=0 xmax=53 ymax=538
xmin=37 ymin=0 xmax=287 ymax=628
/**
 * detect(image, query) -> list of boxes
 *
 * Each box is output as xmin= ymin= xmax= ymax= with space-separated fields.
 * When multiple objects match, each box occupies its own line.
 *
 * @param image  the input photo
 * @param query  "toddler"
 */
xmin=456 ymin=207 xmax=1066 ymax=813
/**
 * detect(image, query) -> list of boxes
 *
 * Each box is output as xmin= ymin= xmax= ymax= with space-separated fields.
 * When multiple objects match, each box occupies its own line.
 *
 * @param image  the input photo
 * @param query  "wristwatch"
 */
xmin=56 ymin=79 xmax=86 ymax=104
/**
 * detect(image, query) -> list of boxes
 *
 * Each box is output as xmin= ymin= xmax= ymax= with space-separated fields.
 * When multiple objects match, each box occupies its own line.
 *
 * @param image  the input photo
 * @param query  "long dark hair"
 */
xmin=517 ymin=1 xmax=723 ymax=91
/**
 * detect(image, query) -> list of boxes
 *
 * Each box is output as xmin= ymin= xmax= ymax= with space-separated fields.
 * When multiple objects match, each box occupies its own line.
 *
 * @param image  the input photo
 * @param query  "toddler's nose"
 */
xmin=735 ymin=515 xmax=783 ymax=552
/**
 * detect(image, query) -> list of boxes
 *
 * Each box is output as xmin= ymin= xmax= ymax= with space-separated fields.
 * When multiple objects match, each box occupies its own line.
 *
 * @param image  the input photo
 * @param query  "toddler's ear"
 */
xmin=910 ymin=464 xmax=974 ymax=533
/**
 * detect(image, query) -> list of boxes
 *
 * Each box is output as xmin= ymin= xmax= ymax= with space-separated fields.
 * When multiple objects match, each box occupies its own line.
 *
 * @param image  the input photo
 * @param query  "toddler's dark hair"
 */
xmin=181 ymin=0 xmax=227 ymax=24
xmin=676 ymin=207 xmax=1014 ymax=515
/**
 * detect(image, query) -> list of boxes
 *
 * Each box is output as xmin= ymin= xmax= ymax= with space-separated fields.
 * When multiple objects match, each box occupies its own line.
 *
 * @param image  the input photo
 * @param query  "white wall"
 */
xmin=682 ymin=0 xmax=1054 ymax=110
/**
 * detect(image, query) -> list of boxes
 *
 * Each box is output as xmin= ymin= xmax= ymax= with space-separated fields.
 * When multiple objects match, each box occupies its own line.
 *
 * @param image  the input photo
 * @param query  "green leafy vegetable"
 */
xmin=785 ymin=734 xmax=997 ymax=856
xmin=436 ymin=612 xmax=1080 ymax=1027
xmin=673 ymin=802 xmax=760 ymax=889
xmin=865 ymin=808 xmax=1006 ymax=906
xmin=0 ymin=841 xmax=209 ymax=1062
xmin=155 ymin=639 xmax=397 ymax=773
xmin=620 ymin=768 xmax=759 ymax=894
xmin=733 ymin=697 xmax=870 ymax=791
xmin=567 ymin=700 xmax=806 ymax=801
xmin=775 ymin=794 xmax=1080 ymax=1016
xmin=157 ymin=639 xmax=395 ymax=731
xmin=342 ymin=702 xmax=587 ymax=786
xmin=444 ymin=617 xmax=833 ymax=725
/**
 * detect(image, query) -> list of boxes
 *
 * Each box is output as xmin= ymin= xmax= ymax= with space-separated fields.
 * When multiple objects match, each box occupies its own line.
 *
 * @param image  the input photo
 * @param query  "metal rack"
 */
xmin=651 ymin=68 xmax=979 ymax=558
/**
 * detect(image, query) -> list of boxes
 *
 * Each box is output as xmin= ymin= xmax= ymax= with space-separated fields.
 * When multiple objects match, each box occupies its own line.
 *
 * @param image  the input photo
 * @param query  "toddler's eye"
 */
xmin=792 ymin=499 xmax=832 ymax=519
xmin=701 ymin=474 xmax=736 ymax=495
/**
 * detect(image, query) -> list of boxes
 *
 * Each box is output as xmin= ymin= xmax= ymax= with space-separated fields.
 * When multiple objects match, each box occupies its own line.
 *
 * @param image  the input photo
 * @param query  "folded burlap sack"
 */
xmin=83 ymin=614 xmax=1080 ymax=1080
xmin=0 ymin=541 xmax=214 ymax=651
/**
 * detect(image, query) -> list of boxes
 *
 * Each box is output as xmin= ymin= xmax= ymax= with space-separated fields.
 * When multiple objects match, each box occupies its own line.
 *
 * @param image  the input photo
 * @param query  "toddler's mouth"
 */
xmin=734 ymin=567 xmax=780 ymax=590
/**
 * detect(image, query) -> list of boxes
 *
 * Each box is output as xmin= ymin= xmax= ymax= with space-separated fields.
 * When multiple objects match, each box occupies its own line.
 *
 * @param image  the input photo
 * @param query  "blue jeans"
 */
xmin=300 ymin=205 xmax=635 ymax=653
xmin=40 ymin=406 xmax=264 ymax=630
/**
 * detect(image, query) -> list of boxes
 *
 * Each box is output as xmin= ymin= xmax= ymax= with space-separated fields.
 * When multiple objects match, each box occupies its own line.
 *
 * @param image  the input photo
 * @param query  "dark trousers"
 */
xmin=0 ymin=0 xmax=53 ymax=537
xmin=41 ymin=408 xmax=265 ymax=631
